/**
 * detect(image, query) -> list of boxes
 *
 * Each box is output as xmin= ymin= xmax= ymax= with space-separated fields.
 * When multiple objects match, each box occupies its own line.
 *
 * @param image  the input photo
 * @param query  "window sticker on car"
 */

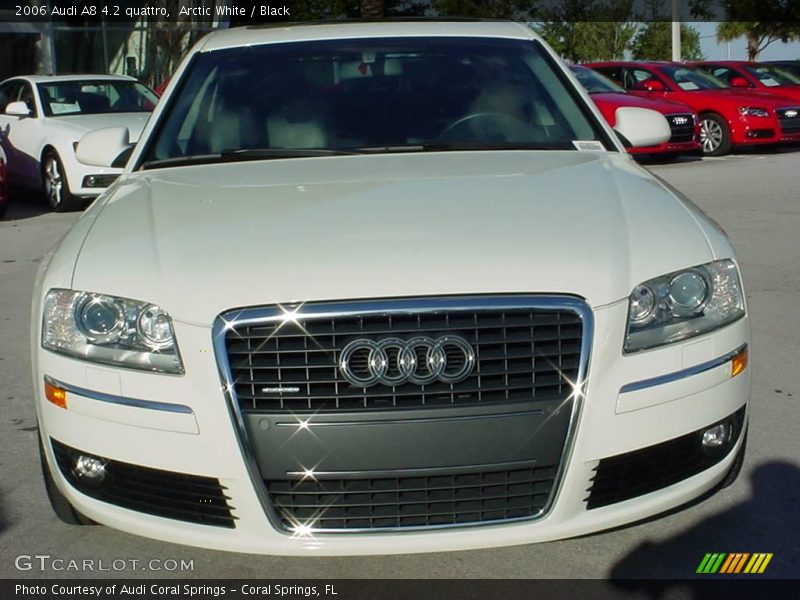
xmin=573 ymin=140 xmax=606 ymax=151
xmin=679 ymin=82 xmax=700 ymax=90
xmin=760 ymin=78 xmax=779 ymax=87
xmin=50 ymin=102 xmax=81 ymax=115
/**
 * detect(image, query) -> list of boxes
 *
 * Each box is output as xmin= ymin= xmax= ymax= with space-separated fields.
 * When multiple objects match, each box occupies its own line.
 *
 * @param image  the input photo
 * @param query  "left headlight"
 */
xmin=42 ymin=289 xmax=184 ymax=374
xmin=624 ymin=259 xmax=745 ymax=353
xmin=738 ymin=106 xmax=769 ymax=118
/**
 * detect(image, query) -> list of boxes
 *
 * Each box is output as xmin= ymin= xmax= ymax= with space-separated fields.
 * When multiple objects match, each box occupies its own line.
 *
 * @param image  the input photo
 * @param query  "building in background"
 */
xmin=0 ymin=1 xmax=236 ymax=86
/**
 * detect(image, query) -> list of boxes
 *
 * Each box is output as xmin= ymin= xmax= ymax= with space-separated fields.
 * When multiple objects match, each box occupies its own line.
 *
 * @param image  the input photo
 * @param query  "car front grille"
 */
xmin=666 ymin=113 xmax=695 ymax=143
xmin=777 ymin=107 xmax=800 ymax=135
xmin=223 ymin=298 xmax=583 ymax=413
xmin=585 ymin=406 xmax=746 ymax=509
xmin=266 ymin=462 xmax=556 ymax=531
xmin=51 ymin=439 xmax=236 ymax=528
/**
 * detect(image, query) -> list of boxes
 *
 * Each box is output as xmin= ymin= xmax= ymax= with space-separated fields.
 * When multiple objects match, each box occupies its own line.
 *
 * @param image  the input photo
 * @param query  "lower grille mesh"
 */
xmin=267 ymin=463 xmax=557 ymax=531
xmin=51 ymin=439 xmax=236 ymax=528
xmin=585 ymin=407 xmax=746 ymax=509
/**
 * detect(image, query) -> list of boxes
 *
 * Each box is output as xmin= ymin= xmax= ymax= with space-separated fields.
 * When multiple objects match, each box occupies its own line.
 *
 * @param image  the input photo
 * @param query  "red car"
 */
xmin=570 ymin=65 xmax=700 ymax=158
xmin=690 ymin=61 xmax=800 ymax=103
xmin=586 ymin=61 xmax=800 ymax=156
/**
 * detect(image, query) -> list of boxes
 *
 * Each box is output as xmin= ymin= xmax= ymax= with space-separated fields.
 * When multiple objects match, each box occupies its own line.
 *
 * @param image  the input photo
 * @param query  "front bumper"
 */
xmin=34 ymin=298 xmax=750 ymax=555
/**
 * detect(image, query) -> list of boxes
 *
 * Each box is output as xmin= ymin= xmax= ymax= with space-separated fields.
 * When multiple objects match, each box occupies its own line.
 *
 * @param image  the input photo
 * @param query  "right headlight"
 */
xmin=624 ymin=259 xmax=745 ymax=353
xmin=41 ymin=289 xmax=184 ymax=374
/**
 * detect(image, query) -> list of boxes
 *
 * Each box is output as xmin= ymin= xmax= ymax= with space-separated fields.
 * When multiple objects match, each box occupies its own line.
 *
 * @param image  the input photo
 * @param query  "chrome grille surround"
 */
xmin=213 ymin=295 xmax=593 ymax=534
xmin=777 ymin=107 xmax=800 ymax=135
xmin=666 ymin=113 xmax=696 ymax=144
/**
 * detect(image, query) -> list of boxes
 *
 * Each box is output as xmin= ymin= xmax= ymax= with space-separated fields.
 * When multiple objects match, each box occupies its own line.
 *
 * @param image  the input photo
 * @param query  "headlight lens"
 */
xmin=624 ymin=259 xmax=745 ymax=353
xmin=42 ymin=289 xmax=184 ymax=373
xmin=738 ymin=106 xmax=769 ymax=117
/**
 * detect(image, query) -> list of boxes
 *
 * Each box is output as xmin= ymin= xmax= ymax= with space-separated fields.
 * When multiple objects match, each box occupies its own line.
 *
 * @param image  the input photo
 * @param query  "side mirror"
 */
xmin=730 ymin=76 xmax=750 ymax=88
xmin=5 ymin=101 xmax=31 ymax=117
xmin=613 ymin=107 xmax=672 ymax=148
xmin=634 ymin=79 xmax=666 ymax=92
xmin=75 ymin=127 xmax=131 ymax=168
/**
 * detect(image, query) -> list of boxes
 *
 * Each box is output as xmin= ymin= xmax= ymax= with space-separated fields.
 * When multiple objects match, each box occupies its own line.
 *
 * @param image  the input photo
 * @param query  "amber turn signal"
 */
xmin=44 ymin=381 xmax=67 ymax=409
xmin=731 ymin=346 xmax=748 ymax=378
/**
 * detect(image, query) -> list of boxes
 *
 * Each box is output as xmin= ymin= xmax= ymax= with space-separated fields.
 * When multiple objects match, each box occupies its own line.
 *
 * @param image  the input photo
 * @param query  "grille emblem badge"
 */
xmin=339 ymin=336 xmax=476 ymax=387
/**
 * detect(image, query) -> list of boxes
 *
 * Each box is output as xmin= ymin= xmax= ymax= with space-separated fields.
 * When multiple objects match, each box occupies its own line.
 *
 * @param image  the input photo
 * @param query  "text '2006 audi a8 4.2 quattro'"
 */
xmin=33 ymin=21 xmax=750 ymax=555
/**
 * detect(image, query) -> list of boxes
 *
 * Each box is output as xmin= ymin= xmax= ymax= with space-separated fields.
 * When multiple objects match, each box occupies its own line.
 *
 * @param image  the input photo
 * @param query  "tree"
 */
xmin=630 ymin=22 xmax=705 ymax=60
xmin=717 ymin=21 xmax=800 ymax=60
xmin=532 ymin=0 xmax=638 ymax=62
xmin=430 ymin=0 xmax=536 ymax=19
xmin=535 ymin=22 xmax=638 ymax=62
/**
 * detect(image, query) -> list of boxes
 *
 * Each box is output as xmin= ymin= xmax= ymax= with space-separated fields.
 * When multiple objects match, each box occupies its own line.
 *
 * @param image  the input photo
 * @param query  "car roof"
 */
xmin=588 ymin=61 xmax=677 ymax=67
xmin=197 ymin=20 xmax=537 ymax=52
xmin=5 ymin=74 xmax=138 ymax=84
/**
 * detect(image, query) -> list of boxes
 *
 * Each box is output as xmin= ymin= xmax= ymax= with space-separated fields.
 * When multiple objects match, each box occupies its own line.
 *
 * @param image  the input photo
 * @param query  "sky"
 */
xmin=694 ymin=22 xmax=800 ymax=61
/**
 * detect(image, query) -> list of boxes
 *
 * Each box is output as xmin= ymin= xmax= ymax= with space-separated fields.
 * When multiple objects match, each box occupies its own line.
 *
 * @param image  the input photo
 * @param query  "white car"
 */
xmin=33 ymin=22 xmax=750 ymax=556
xmin=0 ymin=74 xmax=157 ymax=211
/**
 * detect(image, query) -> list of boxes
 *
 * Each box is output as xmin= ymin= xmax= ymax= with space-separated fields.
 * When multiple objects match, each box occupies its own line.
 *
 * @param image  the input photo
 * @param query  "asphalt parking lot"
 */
xmin=0 ymin=149 xmax=798 ymax=580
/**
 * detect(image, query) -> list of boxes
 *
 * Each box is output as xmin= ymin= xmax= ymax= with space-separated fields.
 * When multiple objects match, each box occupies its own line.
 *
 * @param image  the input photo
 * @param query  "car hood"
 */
xmin=591 ymin=92 xmax=693 ymax=115
xmin=72 ymin=151 xmax=714 ymax=325
xmin=48 ymin=112 xmax=150 ymax=142
xmin=702 ymin=88 xmax=797 ymax=106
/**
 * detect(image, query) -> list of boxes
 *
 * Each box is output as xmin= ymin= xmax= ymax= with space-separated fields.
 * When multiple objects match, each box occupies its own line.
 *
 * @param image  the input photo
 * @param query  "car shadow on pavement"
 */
xmin=608 ymin=461 xmax=799 ymax=590
xmin=2 ymin=190 xmax=58 ymax=221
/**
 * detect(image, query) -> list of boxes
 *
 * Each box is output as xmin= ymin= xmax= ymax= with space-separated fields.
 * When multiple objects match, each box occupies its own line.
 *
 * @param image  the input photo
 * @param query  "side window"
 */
xmin=594 ymin=67 xmax=623 ymax=87
xmin=0 ymin=81 xmax=23 ymax=112
xmin=19 ymin=82 xmax=37 ymax=117
xmin=709 ymin=66 xmax=734 ymax=84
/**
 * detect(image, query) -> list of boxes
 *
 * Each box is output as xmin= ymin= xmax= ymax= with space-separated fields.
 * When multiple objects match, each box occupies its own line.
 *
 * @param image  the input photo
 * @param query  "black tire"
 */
xmin=41 ymin=151 xmax=80 ymax=212
xmin=0 ymin=202 xmax=6 ymax=220
xmin=720 ymin=428 xmax=747 ymax=489
xmin=38 ymin=435 xmax=95 ymax=525
xmin=699 ymin=113 xmax=732 ymax=156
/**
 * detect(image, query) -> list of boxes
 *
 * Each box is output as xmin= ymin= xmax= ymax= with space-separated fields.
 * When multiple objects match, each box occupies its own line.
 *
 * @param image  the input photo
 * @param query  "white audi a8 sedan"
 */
xmin=32 ymin=21 xmax=750 ymax=555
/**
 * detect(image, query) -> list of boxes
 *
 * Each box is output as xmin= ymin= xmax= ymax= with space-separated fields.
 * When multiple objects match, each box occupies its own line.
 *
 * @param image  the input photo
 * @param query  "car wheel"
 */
xmin=42 ymin=152 xmax=79 ymax=212
xmin=38 ymin=434 xmax=95 ymax=525
xmin=699 ymin=114 xmax=732 ymax=156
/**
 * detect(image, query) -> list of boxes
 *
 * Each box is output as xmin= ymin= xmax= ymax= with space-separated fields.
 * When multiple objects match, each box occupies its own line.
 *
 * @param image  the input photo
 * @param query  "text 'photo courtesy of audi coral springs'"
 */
xmin=32 ymin=21 xmax=751 ymax=556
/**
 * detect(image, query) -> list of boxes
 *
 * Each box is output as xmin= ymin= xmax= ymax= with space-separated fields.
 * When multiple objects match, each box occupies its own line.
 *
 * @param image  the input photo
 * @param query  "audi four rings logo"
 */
xmin=785 ymin=110 xmax=798 ymax=118
xmin=339 ymin=336 xmax=476 ymax=387
xmin=672 ymin=116 xmax=689 ymax=125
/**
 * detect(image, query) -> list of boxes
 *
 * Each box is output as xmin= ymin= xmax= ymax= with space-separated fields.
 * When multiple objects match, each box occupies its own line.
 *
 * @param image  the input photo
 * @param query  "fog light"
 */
xmin=72 ymin=455 xmax=107 ymax=486
xmin=702 ymin=423 xmax=731 ymax=449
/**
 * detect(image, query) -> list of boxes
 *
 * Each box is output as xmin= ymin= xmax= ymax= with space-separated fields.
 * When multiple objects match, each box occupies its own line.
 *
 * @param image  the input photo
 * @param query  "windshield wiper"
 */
xmin=355 ymin=142 xmax=574 ymax=153
xmin=220 ymin=148 xmax=363 ymax=160
xmin=140 ymin=154 xmax=221 ymax=170
xmin=422 ymin=141 xmax=574 ymax=152
xmin=141 ymin=148 xmax=362 ymax=170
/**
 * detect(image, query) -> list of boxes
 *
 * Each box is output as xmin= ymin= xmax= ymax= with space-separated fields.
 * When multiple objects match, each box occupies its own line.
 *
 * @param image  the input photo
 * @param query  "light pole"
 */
xmin=671 ymin=0 xmax=681 ymax=61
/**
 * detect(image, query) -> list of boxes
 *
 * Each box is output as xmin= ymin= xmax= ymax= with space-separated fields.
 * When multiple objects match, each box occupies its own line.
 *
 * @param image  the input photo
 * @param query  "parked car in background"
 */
xmin=691 ymin=61 xmax=800 ymax=102
xmin=33 ymin=21 xmax=750 ymax=556
xmin=0 ymin=75 xmax=158 ymax=211
xmin=0 ymin=149 xmax=7 ymax=219
xmin=765 ymin=60 xmax=800 ymax=80
xmin=586 ymin=61 xmax=800 ymax=155
xmin=570 ymin=65 xmax=700 ymax=158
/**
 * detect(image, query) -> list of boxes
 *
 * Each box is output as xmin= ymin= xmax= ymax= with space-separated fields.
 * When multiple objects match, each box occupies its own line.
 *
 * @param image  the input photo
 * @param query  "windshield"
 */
xmin=38 ymin=80 xmax=158 ymax=117
xmin=141 ymin=37 xmax=609 ymax=167
xmin=570 ymin=65 xmax=625 ymax=94
xmin=742 ymin=64 xmax=800 ymax=87
xmin=657 ymin=66 xmax=726 ymax=91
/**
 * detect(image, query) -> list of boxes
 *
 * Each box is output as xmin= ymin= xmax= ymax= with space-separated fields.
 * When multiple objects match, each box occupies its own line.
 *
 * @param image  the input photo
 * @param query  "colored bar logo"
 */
xmin=696 ymin=553 xmax=773 ymax=574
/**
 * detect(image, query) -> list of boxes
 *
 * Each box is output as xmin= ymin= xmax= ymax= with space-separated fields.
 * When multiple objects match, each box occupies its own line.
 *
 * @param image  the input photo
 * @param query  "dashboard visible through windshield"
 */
xmin=141 ymin=37 xmax=611 ymax=168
